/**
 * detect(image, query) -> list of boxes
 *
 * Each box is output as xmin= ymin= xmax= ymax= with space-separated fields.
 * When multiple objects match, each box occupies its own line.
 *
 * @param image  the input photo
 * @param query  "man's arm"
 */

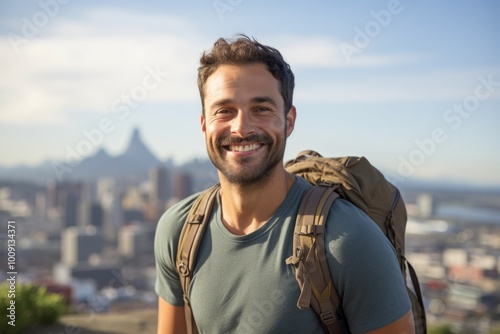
xmin=157 ymin=297 xmax=187 ymax=334
xmin=362 ymin=310 xmax=414 ymax=334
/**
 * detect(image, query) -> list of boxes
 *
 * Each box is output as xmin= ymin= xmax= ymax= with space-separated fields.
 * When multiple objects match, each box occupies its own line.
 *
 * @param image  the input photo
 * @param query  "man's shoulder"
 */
xmin=327 ymin=197 xmax=389 ymax=244
xmin=292 ymin=175 xmax=313 ymax=194
xmin=155 ymin=190 xmax=206 ymax=238
xmin=329 ymin=197 xmax=371 ymax=223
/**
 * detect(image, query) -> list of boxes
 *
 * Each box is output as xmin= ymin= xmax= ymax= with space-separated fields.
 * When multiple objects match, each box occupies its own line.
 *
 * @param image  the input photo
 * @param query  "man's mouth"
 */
xmin=226 ymin=143 xmax=263 ymax=152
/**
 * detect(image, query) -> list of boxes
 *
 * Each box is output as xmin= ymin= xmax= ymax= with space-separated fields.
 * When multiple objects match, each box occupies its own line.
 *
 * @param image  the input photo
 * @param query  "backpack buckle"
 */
xmin=320 ymin=310 xmax=337 ymax=325
xmin=296 ymin=225 xmax=325 ymax=235
xmin=178 ymin=261 xmax=190 ymax=277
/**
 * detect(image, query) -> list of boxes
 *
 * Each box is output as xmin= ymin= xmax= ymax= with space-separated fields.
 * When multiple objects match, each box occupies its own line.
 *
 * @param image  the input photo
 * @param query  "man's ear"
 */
xmin=286 ymin=106 xmax=296 ymax=138
xmin=200 ymin=112 xmax=206 ymax=134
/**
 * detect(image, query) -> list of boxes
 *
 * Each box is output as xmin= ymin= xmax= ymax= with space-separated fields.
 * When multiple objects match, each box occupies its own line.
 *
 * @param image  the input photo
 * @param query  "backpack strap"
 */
xmin=404 ymin=256 xmax=428 ymax=334
xmin=176 ymin=184 xmax=220 ymax=334
xmin=286 ymin=184 xmax=345 ymax=333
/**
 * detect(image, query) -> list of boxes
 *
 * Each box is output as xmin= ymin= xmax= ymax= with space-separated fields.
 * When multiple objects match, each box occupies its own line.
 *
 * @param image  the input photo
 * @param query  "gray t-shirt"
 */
xmin=155 ymin=177 xmax=411 ymax=333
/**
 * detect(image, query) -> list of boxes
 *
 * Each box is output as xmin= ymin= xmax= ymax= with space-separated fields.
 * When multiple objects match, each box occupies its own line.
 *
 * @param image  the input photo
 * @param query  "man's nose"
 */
xmin=231 ymin=111 xmax=255 ymax=137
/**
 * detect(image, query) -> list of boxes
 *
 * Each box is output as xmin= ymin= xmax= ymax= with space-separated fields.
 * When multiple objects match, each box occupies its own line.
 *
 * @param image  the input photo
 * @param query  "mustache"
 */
xmin=217 ymin=134 xmax=272 ymax=146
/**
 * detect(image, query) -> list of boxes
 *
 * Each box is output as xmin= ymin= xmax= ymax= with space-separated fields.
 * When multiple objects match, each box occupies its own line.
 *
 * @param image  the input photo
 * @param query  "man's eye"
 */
xmin=255 ymin=106 xmax=271 ymax=112
xmin=215 ymin=109 xmax=232 ymax=115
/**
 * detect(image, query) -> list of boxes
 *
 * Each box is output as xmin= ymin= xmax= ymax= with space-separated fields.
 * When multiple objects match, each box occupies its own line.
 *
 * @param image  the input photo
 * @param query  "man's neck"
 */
xmin=219 ymin=169 xmax=295 ymax=235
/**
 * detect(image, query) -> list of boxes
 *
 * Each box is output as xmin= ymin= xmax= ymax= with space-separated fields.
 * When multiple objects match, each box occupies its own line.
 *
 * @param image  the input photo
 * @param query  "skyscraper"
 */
xmin=149 ymin=165 xmax=169 ymax=202
xmin=97 ymin=178 xmax=122 ymax=244
xmin=118 ymin=224 xmax=156 ymax=263
xmin=148 ymin=166 xmax=170 ymax=221
xmin=78 ymin=199 xmax=104 ymax=227
xmin=49 ymin=181 xmax=83 ymax=228
xmin=63 ymin=192 xmax=79 ymax=228
xmin=173 ymin=171 xmax=193 ymax=201
xmin=61 ymin=226 xmax=104 ymax=266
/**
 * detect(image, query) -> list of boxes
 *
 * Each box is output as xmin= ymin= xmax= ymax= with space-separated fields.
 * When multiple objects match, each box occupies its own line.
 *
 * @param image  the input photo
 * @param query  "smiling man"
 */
xmin=203 ymin=63 xmax=291 ymax=190
xmin=154 ymin=35 xmax=415 ymax=334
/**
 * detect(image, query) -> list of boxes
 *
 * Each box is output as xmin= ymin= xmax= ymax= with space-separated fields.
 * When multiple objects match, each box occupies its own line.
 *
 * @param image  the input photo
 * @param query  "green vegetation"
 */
xmin=0 ymin=283 xmax=66 ymax=334
xmin=429 ymin=323 xmax=500 ymax=334
xmin=429 ymin=324 xmax=455 ymax=334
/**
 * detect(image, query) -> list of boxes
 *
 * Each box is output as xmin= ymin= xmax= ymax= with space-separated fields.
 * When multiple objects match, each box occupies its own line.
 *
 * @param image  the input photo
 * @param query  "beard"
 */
xmin=206 ymin=132 xmax=286 ymax=188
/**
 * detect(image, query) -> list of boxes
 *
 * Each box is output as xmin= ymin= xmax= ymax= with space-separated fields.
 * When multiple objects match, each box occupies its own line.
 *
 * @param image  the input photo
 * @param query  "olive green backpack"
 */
xmin=176 ymin=150 xmax=427 ymax=334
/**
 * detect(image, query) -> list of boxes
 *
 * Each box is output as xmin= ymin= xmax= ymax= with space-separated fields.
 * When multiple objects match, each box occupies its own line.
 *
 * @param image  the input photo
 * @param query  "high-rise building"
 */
xmin=96 ymin=178 xmax=122 ymax=244
xmin=61 ymin=226 xmax=104 ymax=266
xmin=97 ymin=178 xmax=115 ymax=207
xmin=47 ymin=181 xmax=58 ymax=209
xmin=78 ymin=200 xmax=104 ymax=227
xmin=48 ymin=181 xmax=84 ymax=228
xmin=416 ymin=193 xmax=434 ymax=219
xmin=173 ymin=171 xmax=194 ymax=201
xmin=48 ymin=181 xmax=83 ymax=209
xmin=150 ymin=166 xmax=169 ymax=202
xmin=118 ymin=224 xmax=156 ymax=263
xmin=35 ymin=192 xmax=47 ymax=219
xmin=63 ymin=193 xmax=79 ymax=228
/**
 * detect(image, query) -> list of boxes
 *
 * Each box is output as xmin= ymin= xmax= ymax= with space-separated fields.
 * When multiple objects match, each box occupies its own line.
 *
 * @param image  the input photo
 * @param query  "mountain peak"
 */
xmin=93 ymin=148 xmax=111 ymax=159
xmin=120 ymin=128 xmax=161 ymax=166
xmin=125 ymin=128 xmax=147 ymax=154
xmin=130 ymin=127 xmax=142 ymax=144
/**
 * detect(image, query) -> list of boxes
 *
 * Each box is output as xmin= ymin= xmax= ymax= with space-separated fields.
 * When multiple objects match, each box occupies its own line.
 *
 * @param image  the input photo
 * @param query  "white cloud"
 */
xmin=273 ymin=35 xmax=420 ymax=69
xmin=0 ymin=9 xmax=202 ymax=125
xmin=271 ymin=36 xmax=500 ymax=103
xmin=1 ymin=12 xmax=499 ymax=126
xmin=295 ymin=67 xmax=500 ymax=103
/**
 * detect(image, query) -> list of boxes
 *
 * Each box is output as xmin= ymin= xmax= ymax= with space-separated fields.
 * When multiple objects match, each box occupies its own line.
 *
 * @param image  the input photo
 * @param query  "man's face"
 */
xmin=201 ymin=63 xmax=296 ymax=187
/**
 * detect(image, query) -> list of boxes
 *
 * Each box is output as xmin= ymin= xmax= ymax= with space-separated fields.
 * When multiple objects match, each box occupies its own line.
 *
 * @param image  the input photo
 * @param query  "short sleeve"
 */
xmin=325 ymin=199 xmax=411 ymax=333
xmin=154 ymin=194 xmax=198 ymax=306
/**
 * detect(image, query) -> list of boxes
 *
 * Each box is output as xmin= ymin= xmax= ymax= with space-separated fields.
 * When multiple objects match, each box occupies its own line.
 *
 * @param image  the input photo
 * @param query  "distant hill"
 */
xmin=0 ymin=128 xmax=217 ymax=191
xmin=67 ymin=128 xmax=163 ymax=180
xmin=0 ymin=128 xmax=498 ymax=195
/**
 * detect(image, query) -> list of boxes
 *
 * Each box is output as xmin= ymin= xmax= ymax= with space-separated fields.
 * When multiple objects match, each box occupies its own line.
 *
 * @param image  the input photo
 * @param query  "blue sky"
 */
xmin=0 ymin=0 xmax=499 ymax=186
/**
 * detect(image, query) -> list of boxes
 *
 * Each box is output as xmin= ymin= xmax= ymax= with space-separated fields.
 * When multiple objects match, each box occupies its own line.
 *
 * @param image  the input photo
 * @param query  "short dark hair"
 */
xmin=198 ymin=35 xmax=295 ymax=114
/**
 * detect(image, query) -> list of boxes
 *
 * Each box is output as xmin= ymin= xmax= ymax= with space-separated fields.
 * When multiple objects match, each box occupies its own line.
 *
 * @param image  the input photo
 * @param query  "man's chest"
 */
xmin=187 ymin=227 xmax=323 ymax=333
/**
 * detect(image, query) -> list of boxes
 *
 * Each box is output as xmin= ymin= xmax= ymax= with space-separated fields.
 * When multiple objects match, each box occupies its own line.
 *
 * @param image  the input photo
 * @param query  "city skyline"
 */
xmin=0 ymin=1 xmax=499 ymax=186
xmin=1 ymin=126 xmax=497 ymax=193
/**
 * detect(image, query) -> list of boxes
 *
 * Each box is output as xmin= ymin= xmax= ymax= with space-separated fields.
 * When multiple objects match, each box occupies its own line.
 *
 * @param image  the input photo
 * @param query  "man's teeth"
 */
xmin=228 ymin=144 xmax=260 ymax=152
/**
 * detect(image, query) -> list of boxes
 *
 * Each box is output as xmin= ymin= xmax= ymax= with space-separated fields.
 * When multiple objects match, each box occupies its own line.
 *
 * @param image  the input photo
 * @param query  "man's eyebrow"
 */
xmin=209 ymin=96 xmax=278 ymax=109
xmin=251 ymin=96 xmax=278 ymax=106
xmin=209 ymin=98 xmax=233 ymax=110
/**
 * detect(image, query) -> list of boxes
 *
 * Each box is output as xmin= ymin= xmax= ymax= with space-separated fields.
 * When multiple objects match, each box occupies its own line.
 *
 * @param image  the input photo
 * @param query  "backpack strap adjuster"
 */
xmin=295 ymin=224 xmax=325 ymax=236
xmin=320 ymin=310 xmax=337 ymax=325
xmin=188 ymin=214 xmax=204 ymax=224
